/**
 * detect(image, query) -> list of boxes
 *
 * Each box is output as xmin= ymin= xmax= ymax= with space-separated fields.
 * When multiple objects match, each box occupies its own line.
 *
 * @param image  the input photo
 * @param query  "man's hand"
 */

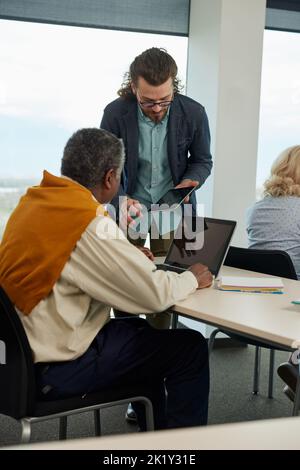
xmin=175 ymin=179 xmax=199 ymax=202
xmin=188 ymin=263 xmax=213 ymax=289
xmin=120 ymin=197 xmax=143 ymax=227
xmin=137 ymin=246 xmax=154 ymax=261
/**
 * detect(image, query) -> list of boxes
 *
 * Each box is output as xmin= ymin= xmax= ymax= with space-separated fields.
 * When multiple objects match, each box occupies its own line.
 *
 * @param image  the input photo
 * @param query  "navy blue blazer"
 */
xmin=100 ymin=93 xmax=213 ymax=209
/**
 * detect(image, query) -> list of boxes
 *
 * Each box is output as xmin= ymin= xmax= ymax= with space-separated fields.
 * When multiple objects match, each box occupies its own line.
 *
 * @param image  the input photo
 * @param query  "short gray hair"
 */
xmin=61 ymin=128 xmax=124 ymax=188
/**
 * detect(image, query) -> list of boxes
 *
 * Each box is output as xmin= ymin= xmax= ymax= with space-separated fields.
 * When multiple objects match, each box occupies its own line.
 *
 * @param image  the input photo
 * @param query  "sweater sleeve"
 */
xmin=68 ymin=216 xmax=198 ymax=314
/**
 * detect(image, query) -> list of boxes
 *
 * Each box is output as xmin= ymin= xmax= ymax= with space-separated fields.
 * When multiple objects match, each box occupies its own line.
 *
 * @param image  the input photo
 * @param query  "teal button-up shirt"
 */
xmin=131 ymin=105 xmax=173 ymax=209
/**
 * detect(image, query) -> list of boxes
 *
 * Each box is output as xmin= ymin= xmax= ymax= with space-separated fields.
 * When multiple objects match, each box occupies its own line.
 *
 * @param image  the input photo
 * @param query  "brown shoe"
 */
xmin=283 ymin=385 xmax=295 ymax=402
xmin=277 ymin=362 xmax=298 ymax=394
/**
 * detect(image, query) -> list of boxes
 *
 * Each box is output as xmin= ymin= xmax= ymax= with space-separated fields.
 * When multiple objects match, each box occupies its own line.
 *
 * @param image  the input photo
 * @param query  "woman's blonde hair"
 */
xmin=264 ymin=145 xmax=300 ymax=197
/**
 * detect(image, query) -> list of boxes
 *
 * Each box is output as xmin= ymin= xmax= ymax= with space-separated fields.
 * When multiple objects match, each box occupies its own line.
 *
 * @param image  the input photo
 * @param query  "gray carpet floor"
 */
xmin=0 ymin=344 xmax=293 ymax=447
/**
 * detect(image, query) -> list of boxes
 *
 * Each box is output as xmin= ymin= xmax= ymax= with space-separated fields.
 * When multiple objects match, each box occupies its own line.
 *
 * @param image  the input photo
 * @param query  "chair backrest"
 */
xmin=224 ymin=246 xmax=298 ymax=280
xmin=0 ymin=286 xmax=36 ymax=419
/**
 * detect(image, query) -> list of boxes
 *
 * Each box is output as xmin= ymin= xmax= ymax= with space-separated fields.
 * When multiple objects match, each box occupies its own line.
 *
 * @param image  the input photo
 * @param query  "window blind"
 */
xmin=266 ymin=0 xmax=300 ymax=32
xmin=1 ymin=1 xmax=299 ymax=36
xmin=0 ymin=0 xmax=190 ymax=36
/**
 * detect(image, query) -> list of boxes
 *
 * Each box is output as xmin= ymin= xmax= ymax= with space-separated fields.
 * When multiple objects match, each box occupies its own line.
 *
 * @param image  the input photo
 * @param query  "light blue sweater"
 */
xmin=246 ymin=196 xmax=300 ymax=279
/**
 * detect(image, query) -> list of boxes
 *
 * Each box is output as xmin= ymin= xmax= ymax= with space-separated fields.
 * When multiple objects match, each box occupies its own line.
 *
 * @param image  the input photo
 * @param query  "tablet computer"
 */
xmin=151 ymin=186 xmax=196 ymax=211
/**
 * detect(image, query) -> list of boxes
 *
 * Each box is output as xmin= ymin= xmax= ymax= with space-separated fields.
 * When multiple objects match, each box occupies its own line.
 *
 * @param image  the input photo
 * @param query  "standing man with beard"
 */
xmin=100 ymin=47 xmax=213 ymax=257
xmin=101 ymin=48 xmax=213 ymax=421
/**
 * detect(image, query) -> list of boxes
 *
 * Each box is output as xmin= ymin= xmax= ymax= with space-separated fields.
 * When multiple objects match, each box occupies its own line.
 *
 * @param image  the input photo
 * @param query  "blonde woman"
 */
xmin=247 ymin=145 xmax=300 ymax=279
xmin=247 ymin=146 xmax=300 ymax=401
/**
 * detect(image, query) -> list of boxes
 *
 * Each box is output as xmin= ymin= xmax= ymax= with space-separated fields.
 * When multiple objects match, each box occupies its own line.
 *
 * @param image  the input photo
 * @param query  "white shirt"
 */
xmin=18 ymin=215 xmax=197 ymax=363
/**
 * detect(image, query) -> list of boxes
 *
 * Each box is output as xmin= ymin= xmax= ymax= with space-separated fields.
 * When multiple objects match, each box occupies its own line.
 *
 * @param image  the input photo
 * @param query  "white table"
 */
xmin=10 ymin=416 xmax=300 ymax=449
xmin=172 ymin=266 xmax=300 ymax=413
xmin=173 ymin=266 xmax=300 ymax=349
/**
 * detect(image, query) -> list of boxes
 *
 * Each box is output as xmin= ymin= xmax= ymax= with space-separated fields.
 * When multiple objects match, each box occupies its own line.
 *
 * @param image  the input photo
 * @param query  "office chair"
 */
xmin=208 ymin=246 xmax=297 ymax=398
xmin=0 ymin=286 xmax=154 ymax=444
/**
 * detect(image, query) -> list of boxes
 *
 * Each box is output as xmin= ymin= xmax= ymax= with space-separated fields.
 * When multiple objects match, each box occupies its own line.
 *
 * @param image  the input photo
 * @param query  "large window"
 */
xmin=256 ymin=29 xmax=300 ymax=196
xmin=0 ymin=19 xmax=187 ymax=236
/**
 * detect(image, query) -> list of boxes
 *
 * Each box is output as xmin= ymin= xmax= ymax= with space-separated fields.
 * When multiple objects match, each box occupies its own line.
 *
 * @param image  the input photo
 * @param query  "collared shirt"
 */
xmin=131 ymin=105 xmax=173 ymax=208
xmin=17 ymin=215 xmax=197 ymax=363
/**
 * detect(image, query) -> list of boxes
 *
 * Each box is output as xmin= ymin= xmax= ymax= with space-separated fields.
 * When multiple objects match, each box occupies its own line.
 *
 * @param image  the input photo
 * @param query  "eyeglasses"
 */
xmin=136 ymin=90 xmax=173 ymax=109
xmin=139 ymin=100 xmax=173 ymax=109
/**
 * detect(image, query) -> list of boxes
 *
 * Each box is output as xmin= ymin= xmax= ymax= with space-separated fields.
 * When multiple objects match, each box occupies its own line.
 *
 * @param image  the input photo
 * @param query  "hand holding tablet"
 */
xmin=152 ymin=186 xmax=197 ymax=211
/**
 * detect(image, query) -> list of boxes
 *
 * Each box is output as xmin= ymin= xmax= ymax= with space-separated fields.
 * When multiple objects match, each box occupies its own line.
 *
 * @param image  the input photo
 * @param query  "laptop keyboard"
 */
xmin=156 ymin=264 xmax=186 ymax=274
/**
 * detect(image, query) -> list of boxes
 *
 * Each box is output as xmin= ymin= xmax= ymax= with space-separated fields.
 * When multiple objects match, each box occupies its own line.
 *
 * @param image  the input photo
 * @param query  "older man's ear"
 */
xmin=91 ymin=169 xmax=120 ymax=204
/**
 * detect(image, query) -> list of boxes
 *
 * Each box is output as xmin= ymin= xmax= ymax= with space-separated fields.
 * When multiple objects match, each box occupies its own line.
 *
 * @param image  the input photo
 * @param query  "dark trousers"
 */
xmin=35 ymin=318 xmax=209 ymax=430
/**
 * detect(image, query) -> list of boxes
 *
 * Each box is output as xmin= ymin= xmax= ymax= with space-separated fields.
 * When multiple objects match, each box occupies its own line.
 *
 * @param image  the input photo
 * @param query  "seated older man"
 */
xmin=0 ymin=128 xmax=212 ymax=430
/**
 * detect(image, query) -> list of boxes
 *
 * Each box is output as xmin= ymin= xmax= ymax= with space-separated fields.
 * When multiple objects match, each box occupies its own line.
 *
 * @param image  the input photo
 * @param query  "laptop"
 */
xmin=156 ymin=216 xmax=236 ymax=277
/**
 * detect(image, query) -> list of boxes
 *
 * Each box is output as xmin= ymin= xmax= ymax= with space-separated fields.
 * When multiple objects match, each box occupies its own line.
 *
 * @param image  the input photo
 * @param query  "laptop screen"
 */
xmin=165 ymin=217 xmax=236 ymax=276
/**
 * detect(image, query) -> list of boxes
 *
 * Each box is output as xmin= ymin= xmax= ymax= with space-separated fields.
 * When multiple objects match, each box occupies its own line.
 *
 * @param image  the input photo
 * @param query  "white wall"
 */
xmin=187 ymin=0 xmax=266 ymax=247
xmin=182 ymin=0 xmax=266 ymax=335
